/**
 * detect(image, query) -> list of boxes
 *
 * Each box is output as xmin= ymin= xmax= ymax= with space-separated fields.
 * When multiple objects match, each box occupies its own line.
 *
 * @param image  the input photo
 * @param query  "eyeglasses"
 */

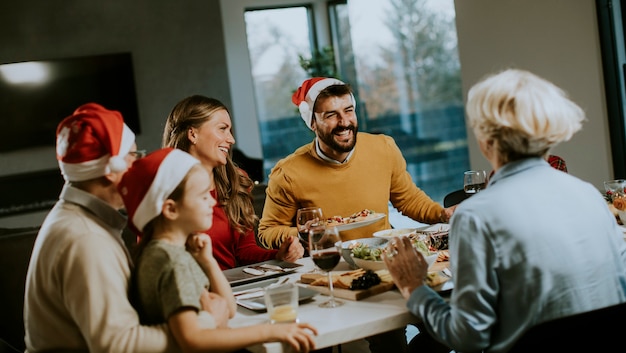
xmin=128 ymin=150 xmax=147 ymax=159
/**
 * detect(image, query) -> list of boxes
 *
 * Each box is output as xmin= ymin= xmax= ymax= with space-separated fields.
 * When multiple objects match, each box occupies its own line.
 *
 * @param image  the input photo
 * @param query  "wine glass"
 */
xmin=296 ymin=207 xmax=324 ymax=249
xmin=309 ymin=224 xmax=344 ymax=308
xmin=463 ymin=170 xmax=487 ymax=195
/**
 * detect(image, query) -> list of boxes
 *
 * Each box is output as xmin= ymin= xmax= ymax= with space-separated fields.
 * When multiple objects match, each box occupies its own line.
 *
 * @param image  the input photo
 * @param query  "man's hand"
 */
xmin=276 ymin=235 xmax=304 ymax=262
xmin=382 ymin=236 xmax=428 ymax=299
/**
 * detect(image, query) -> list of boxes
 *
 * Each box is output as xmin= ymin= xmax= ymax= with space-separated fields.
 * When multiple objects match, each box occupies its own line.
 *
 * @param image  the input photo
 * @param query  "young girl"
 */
xmin=118 ymin=147 xmax=317 ymax=353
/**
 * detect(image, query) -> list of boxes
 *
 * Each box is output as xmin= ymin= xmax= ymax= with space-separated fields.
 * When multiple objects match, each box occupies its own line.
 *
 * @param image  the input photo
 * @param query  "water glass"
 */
xmin=264 ymin=283 xmax=299 ymax=324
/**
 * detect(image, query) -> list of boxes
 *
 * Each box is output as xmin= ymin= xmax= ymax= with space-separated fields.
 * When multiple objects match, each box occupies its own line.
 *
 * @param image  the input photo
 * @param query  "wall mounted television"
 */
xmin=0 ymin=52 xmax=140 ymax=152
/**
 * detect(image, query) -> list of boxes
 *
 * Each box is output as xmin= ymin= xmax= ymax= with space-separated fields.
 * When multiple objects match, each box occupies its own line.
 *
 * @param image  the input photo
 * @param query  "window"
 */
xmin=244 ymin=6 xmax=316 ymax=172
xmin=222 ymin=0 xmax=468 ymax=204
xmin=597 ymin=0 xmax=626 ymax=178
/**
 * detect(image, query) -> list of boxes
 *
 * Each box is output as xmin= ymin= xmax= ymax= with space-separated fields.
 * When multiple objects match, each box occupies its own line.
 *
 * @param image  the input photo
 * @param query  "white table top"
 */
xmin=228 ymin=258 xmax=418 ymax=353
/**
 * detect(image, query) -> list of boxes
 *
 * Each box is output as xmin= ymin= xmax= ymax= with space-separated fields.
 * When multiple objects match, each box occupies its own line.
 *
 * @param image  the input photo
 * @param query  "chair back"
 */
xmin=508 ymin=302 xmax=626 ymax=352
xmin=443 ymin=189 xmax=471 ymax=207
xmin=0 ymin=227 xmax=39 ymax=352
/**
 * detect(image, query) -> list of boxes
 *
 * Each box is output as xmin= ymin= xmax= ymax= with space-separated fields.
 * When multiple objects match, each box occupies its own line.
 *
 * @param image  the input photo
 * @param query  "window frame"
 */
xmin=220 ymin=0 xmax=332 ymax=160
xmin=597 ymin=0 xmax=626 ymax=178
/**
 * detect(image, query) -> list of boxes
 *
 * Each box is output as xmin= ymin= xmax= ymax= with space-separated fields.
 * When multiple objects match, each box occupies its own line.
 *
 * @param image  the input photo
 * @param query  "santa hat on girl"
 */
xmin=118 ymin=147 xmax=200 ymax=234
xmin=291 ymin=77 xmax=355 ymax=130
xmin=56 ymin=103 xmax=135 ymax=182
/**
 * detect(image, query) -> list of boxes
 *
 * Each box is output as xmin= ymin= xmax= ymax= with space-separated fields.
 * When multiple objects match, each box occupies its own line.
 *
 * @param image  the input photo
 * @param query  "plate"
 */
xmin=418 ymin=223 xmax=450 ymax=233
xmin=331 ymin=213 xmax=386 ymax=231
xmin=235 ymin=278 xmax=319 ymax=312
xmin=372 ymin=228 xmax=417 ymax=238
xmin=224 ymin=260 xmax=302 ymax=287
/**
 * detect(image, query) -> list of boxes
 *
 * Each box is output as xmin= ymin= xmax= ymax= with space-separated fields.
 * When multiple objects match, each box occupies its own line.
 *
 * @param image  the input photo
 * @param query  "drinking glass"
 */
xmin=309 ymin=224 xmax=344 ymax=308
xmin=463 ymin=170 xmax=487 ymax=194
xmin=296 ymin=207 xmax=324 ymax=248
xmin=264 ymin=283 xmax=299 ymax=324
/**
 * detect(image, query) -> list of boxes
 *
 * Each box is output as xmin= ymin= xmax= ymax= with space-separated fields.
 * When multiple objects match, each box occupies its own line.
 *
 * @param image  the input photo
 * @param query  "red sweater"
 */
xmin=207 ymin=190 xmax=278 ymax=270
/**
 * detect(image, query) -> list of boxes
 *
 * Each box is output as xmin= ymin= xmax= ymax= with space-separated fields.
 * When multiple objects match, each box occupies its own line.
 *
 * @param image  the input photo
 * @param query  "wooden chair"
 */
xmin=443 ymin=189 xmax=471 ymax=207
xmin=0 ymin=227 xmax=40 ymax=352
xmin=508 ymin=302 xmax=626 ymax=352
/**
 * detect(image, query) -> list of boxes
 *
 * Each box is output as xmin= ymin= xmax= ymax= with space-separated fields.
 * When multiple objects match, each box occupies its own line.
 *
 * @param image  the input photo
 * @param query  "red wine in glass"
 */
xmin=309 ymin=225 xmax=344 ymax=308
xmin=296 ymin=207 xmax=323 ymax=248
xmin=312 ymin=251 xmax=341 ymax=271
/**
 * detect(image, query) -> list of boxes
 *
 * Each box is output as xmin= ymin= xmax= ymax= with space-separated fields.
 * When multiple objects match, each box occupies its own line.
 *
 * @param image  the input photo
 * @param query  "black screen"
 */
xmin=0 ymin=52 xmax=140 ymax=152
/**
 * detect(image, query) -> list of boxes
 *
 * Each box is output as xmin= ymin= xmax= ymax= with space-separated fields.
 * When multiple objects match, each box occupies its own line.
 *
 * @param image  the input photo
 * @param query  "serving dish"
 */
xmin=351 ymin=251 xmax=439 ymax=271
xmin=372 ymin=228 xmax=417 ymax=238
xmin=337 ymin=237 xmax=389 ymax=269
xmin=331 ymin=213 xmax=386 ymax=231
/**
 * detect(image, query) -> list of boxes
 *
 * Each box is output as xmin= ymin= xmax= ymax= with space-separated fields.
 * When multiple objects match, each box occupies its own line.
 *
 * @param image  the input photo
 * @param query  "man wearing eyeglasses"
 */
xmin=23 ymin=103 xmax=221 ymax=353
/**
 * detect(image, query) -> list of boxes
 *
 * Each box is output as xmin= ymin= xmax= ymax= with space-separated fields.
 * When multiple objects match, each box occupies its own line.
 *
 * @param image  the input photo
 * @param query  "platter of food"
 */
xmin=300 ymin=267 xmax=452 ymax=299
xmin=300 ymin=269 xmax=395 ymax=300
xmin=326 ymin=209 xmax=385 ymax=231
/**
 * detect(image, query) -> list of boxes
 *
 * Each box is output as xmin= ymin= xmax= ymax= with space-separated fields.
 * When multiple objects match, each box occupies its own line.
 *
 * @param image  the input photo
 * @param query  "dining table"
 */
xmin=228 ymin=256 xmax=451 ymax=353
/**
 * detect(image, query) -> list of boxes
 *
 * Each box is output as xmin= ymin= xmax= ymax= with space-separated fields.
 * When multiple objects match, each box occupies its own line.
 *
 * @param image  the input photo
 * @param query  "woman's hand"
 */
xmin=276 ymin=235 xmax=304 ymax=262
xmin=382 ymin=236 xmax=428 ymax=299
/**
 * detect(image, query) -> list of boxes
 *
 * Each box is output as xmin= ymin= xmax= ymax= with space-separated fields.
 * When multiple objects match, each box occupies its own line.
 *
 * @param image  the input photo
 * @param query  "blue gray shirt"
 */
xmin=409 ymin=157 xmax=626 ymax=352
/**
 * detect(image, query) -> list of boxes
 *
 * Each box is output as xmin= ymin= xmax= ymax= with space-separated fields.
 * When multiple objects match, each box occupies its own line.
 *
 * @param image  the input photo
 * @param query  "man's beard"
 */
xmin=317 ymin=125 xmax=358 ymax=153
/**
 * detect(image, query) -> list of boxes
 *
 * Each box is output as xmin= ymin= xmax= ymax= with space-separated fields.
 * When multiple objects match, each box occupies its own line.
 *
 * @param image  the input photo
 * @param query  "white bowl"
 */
xmin=337 ymin=237 xmax=389 ymax=269
xmin=351 ymin=255 xmax=387 ymax=271
xmin=372 ymin=228 xmax=417 ymax=239
xmin=351 ymin=251 xmax=439 ymax=271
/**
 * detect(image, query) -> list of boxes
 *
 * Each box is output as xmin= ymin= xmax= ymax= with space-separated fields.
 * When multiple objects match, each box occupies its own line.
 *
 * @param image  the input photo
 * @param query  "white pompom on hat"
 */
xmin=117 ymin=148 xmax=200 ymax=235
xmin=291 ymin=77 xmax=353 ymax=130
xmin=56 ymin=103 xmax=135 ymax=182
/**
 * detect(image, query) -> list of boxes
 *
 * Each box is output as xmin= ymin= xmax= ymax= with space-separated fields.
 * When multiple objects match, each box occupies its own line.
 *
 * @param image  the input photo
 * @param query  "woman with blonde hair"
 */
xmin=163 ymin=95 xmax=303 ymax=270
xmin=383 ymin=69 xmax=626 ymax=353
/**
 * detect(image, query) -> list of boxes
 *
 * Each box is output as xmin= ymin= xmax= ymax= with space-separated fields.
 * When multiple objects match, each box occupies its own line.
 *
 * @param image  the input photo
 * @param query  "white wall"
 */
xmin=0 ymin=0 xmax=231 ymax=177
xmin=454 ymin=0 xmax=613 ymax=189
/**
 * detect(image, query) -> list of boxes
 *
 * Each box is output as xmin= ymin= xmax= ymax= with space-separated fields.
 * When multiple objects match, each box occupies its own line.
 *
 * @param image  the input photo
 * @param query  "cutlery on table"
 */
xmin=233 ymin=277 xmax=291 ymax=300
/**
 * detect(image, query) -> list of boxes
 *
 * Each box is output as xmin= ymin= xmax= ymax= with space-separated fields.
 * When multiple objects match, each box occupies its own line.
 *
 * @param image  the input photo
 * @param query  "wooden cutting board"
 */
xmin=299 ymin=273 xmax=396 ymax=301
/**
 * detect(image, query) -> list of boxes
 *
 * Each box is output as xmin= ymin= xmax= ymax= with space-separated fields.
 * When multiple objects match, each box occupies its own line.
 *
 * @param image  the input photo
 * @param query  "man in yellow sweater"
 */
xmin=257 ymin=77 xmax=455 ymax=250
xmin=257 ymin=77 xmax=456 ymax=353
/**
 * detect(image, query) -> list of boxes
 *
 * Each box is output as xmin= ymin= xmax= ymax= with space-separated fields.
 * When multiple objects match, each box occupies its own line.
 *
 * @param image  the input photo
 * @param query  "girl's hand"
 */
xmin=268 ymin=322 xmax=318 ymax=352
xmin=186 ymin=233 xmax=213 ymax=262
xmin=276 ymin=235 xmax=304 ymax=262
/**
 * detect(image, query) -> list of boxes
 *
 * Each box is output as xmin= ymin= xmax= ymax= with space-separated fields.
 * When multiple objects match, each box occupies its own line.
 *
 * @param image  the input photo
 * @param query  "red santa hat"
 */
xmin=118 ymin=147 xmax=200 ymax=233
xmin=56 ymin=103 xmax=135 ymax=182
xmin=291 ymin=77 xmax=354 ymax=130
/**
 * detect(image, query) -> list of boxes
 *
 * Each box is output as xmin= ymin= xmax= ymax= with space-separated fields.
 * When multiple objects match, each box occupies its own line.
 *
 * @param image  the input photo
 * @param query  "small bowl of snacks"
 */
xmin=351 ymin=255 xmax=388 ymax=271
xmin=349 ymin=236 xmax=438 ymax=271
xmin=338 ymin=237 xmax=389 ymax=269
xmin=350 ymin=238 xmax=388 ymax=271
